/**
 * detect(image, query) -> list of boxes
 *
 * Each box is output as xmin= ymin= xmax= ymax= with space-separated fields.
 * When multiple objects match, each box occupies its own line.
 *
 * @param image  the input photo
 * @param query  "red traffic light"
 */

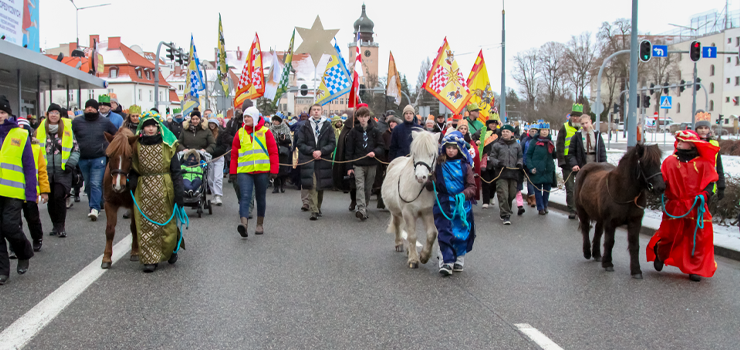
xmin=690 ymin=41 xmax=701 ymax=62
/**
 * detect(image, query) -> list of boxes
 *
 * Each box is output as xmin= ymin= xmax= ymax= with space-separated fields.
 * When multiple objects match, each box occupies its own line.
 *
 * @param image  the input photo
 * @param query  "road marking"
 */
xmin=0 ymin=234 xmax=133 ymax=350
xmin=514 ymin=323 xmax=563 ymax=350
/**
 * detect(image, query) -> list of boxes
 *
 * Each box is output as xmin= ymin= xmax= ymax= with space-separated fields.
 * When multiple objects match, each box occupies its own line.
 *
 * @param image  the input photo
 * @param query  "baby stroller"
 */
xmin=179 ymin=149 xmax=213 ymax=218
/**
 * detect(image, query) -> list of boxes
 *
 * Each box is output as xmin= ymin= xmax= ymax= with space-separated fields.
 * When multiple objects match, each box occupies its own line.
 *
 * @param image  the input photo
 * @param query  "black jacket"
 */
xmin=388 ymin=119 xmax=420 ymax=161
xmin=211 ymin=127 xmax=231 ymax=158
xmin=345 ymin=120 xmax=386 ymax=169
xmin=567 ymin=130 xmax=607 ymax=169
xmin=295 ymin=117 xmax=336 ymax=190
xmin=166 ymin=120 xmax=184 ymax=139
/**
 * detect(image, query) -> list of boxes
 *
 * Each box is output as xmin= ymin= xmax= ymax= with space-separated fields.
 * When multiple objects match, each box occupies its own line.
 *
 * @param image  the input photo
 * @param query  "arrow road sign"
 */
xmin=653 ymin=45 xmax=667 ymax=57
xmin=660 ymin=96 xmax=672 ymax=109
xmin=703 ymin=46 xmax=717 ymax=58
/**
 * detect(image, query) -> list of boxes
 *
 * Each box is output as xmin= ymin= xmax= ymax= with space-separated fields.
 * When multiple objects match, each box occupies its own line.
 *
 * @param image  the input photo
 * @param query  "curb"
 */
xmin=546 ymin=198 xmax=740 ymax=262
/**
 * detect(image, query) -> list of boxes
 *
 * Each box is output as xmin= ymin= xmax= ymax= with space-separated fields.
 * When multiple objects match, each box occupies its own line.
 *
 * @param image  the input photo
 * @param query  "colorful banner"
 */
xmin=316 ymin=38 xmax=352 ymax=106
xmin=272 ymin=29 xmax=295 ymax=107
xmin=182 ymin=35 xmax=203 ymax=117
xmin=386 ymin=51 xmax=402 ymax=105
xmin=348 ymin=32 xmax=363 ymax=108
xmin=217 ymin=14 xmax=230 ymax=95
xmin=234 ymin=33 xmax=264 ymax=107
xmin=466 ymin=50 xmax=494 ymax=123
xmin=422 ymin=38 xmax=472 ymax=115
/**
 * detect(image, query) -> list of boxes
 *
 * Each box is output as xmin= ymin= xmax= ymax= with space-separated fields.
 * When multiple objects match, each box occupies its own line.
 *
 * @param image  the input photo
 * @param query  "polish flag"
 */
xmin=348 ymin=32 xmax=363 ymax=108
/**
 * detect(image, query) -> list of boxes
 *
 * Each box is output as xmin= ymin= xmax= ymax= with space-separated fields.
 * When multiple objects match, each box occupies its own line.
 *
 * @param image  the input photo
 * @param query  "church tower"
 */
xmin=348 ymin=4 xmax=379 ymax=85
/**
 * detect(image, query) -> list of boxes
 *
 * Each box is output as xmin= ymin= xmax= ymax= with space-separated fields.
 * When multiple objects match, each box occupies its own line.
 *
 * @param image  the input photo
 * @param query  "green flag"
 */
xmin=272 ymin=29 xmax=295 ymax=107
xmin=217 ymin=14 xmax=230 ymax=95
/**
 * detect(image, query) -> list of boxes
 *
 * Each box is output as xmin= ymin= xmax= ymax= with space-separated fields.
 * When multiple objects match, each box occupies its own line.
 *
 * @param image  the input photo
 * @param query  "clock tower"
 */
xmin=348 ymin=4 xmax=379 ymax=83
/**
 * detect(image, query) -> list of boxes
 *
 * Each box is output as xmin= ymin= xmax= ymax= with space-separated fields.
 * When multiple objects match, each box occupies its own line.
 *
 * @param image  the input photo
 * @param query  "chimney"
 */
xmin=69 ymin=42 xmax=77 ymax=55
xmin=89 ymin=34 xmax=99 ymax=49
xmin=108 ymin=37 xmax=121 ymax=50
xmin=174 ymin=65 xmax=181 ymax=76
xmin=237 ymin=46 xmax=241 ymax=60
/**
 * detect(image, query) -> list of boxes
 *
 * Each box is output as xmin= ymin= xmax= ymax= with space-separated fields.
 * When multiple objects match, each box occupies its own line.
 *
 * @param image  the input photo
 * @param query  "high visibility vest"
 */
xmin=237 ymin=126 xmax=271 ymax=173
xmin=0 ymin=128 xmax=30 ymax=200
xmin=710 ymin=139 xmax=720 ymax=193
xmin=36 ymin=118 xmax=74 ymax=170
xmin=563 ymin=122 xmax=578 ymax=156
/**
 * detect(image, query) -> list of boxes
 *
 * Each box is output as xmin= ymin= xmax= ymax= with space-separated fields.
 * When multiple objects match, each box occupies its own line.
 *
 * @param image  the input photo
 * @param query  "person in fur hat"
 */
xmin=177 ymin=110 xmax=216 ymax=154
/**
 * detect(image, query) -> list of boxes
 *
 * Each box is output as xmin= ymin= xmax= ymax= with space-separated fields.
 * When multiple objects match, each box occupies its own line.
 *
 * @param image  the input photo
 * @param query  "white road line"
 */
xmin=514 ymin=323 xmax=564 ymax=350
xmin=0 ymin=234 xmax=133 ymax=350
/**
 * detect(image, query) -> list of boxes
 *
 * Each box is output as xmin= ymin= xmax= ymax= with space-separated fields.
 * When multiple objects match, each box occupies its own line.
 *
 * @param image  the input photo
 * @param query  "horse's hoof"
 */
xmin=604 ymin=266 xmax=614 ymax=272
xmin=632 ymin=273 xmax=643 ymax=279
xmin=583 ymin=252 xmax=591 ymax=260
xmin=593 ymin=256 xmax=602 ymax=262
xmin=101 ymin=262 xmax=111 ymax=269
xmin=130 ymin=255 xmax=139 ymax=262
xmin=408 ymin=262 xmax=419 ymax=269
xmin=395 ymin=245 xmax=403 ymax=252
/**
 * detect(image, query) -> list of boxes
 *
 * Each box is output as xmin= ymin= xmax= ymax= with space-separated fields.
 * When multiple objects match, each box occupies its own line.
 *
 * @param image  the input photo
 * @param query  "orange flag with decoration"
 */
xmin=386 ymin=51 xmax=403 ymax=105
xmin=234 ymin=33 xmax=265 ymax=107
xmin=422 ymin=38 xmax=472 ymax=114
xmin=466 ymin=50 xmax=494 ymax=124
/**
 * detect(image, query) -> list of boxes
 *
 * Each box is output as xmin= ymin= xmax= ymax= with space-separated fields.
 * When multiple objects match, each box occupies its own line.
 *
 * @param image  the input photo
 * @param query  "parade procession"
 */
xmin=2 ymin=1 xmax=740 ymax=349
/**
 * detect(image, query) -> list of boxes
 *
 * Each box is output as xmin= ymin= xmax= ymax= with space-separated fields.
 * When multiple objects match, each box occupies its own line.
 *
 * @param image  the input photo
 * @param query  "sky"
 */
xmin=42 ymin=0 xmax=737 ymax=96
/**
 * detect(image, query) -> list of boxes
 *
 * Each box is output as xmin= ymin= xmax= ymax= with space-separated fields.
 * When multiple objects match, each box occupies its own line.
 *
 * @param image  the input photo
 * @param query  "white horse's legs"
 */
xmin=419 ymin=211 xmax=437 ymax=264
xmin=402 ymin=209 xmax=420 ymax=268
xmin=391 ymin=214 xmax=404 ymax=252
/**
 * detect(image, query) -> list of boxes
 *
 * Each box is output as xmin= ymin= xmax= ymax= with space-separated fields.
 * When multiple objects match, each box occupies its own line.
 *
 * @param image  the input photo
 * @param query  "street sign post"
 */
xmin=702 ymin=46 xmax=717 ymax=58
xmin=660 ymin=96 xmax=672 ymax=109
xmin=652 ymin=45 xmax=667 ymax=57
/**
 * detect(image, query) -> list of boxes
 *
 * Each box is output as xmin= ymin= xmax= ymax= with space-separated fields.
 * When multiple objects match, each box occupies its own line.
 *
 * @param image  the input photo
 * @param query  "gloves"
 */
xmin=126 ymin=173 xmax=139 ymax=192
xmin=269 ymin=173 xmax=278 ymax=180
xmin=717 ymin=189 xmax=725 ymax=201
xmin=424 ymin=179 xmax=434 ymax=192
xmin=229 ymin=174 xmax=237 ymax=182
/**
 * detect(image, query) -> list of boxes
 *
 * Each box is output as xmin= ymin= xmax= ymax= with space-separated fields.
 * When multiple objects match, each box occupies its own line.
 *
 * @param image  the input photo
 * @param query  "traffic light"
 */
xmin=613 ymin=103 xmax=620 ymax=114
xmin=717 ymin=114 xmax=724 ymax=125
xmin=690 ymin=41 xmax=701 ymax=62
xmin=176 ymin=49 xmax=183 ymax=65
xmin=165 ymin=44 xmax=175 ymax=61
xmin=649 ymin=83 xmax=657 ymax=95
xmin=166 ymin=107 xmax=170 ymax=114
xmin=639 ymin=40 xmax=652 ymax=62
xmin=695 ymin=77 xmax=702 ymax=91
xmin=636 ymin=95 xmax=641 ymax=108
xmin=300 ymin=84 xmax=308 ymax=96
xmin=663 ymin=82 xmax=669 ymax=95
xmin=643 ymin=95 xmax=651 ymax=108
xmin=679 ymin=79 xmax=686 ymax=93
xmin=181 ymin=49 xmax=190 ymax=65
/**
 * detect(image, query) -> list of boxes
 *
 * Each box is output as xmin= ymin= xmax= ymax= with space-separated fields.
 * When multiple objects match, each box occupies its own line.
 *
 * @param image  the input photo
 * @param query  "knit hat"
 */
xmin=47 ymin=103 xmax=64 ymax=115
xmin=17 ymin=116 xmax=31 ymax=131
xmin=387 ymin=116 xmax=402 ymax=125
xmin=385 ymin=110 xmax=396 ymax=117
xmin=84 ymin=99 xmax=99 ymax=110
xmin=208 ymin=117 xmax=220 ymax=125
xmin=190 ymin=108 xmax=201 ymax=118
xmin=331 ymin=115 xmax=342 ymax=122
xmin=0 ymin=95 xmax=11 ymax=115
xmin=403 ymin=105 xmax=415 ymax=115
xmin=241 ymin=99 xmax=254 ymax=112
xmin=502 ymin=124 xmax=515 ymax=133
xmin=244 ymin=106 xmax=260 ymax=120
xmin=570 ymin=103 xmax=583 ymax=117
xmin=694 ymin=110 xmax=711 ymax=129
xmin=98 ymin=94 xmax=112 ymax=107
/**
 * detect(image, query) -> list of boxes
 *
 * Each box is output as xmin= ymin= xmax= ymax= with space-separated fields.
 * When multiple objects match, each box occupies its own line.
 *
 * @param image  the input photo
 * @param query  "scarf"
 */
xmin=536 ymin=136 xmax=554 ymax=153
xmin=48 ymin=124 xmax=59 ymax=135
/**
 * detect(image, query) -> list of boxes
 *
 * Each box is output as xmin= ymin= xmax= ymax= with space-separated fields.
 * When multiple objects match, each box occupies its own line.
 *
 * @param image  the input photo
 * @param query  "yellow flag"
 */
xmin=466 ymin=50 xmax=494 ymax=124
xmin=386 ymin=51 xmax=402 ymax=105
xmin=422 ymin=38 xmax=472 ymax=114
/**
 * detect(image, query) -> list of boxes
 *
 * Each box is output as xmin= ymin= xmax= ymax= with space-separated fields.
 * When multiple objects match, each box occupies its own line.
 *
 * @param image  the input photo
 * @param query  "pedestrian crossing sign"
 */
xmin=660 ymin=96 xmax=672 ymax=109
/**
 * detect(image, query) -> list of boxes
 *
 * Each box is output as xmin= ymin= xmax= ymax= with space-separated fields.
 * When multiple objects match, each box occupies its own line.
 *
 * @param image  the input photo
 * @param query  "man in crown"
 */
xmin=556 ymin=104 xmax=582 ymax=219
xmin=647 ymin=130 xmax=719 ymax=282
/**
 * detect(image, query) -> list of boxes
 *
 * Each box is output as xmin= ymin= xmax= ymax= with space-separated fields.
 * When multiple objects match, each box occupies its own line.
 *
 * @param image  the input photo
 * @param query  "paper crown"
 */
xmin=695 ymin=111 xmax=711 ymax=122
xmin=571 ymin=103 xmax=584 ymax=114
xmin=427 ymin=114 xmax=434 ymax=121
xmin=489 ymin=113 xmax=500 ymax=121
xmin=128 ymin=105 xmax=142 ymax=115
xmin=98 ymin=94 xmax=111 ymax=103
xmin=538 ymin=122 xmax=551 ymax=129
xmin=452 ymin=114 xmax=463 ymax=120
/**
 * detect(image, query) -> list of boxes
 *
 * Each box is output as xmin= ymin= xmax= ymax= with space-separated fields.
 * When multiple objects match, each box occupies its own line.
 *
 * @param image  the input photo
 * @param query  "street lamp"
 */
xmin=70 ymin=1 xmax=111 ymax=47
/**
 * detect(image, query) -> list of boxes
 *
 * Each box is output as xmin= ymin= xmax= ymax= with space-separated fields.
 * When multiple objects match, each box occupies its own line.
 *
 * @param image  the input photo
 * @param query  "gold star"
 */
xmin=295 ymin=16 xmax=340 ymax=67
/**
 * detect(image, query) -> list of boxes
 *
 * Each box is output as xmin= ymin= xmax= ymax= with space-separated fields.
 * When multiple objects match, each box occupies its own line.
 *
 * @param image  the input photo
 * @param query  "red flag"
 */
xmin=348 ymin=33 xmax=363 ymax=108
xmin=234 ymin=33 xmax=265 ymax=107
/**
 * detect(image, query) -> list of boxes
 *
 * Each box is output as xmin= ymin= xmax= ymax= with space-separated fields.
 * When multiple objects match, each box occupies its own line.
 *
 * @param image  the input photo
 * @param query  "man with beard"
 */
xmin=97 ymin=95 xmax=123 ymax=129
xmin=71 ymin=99 xmax=118 ymax=221
xmin=567 ymin=114 xmax=607 ymax=172
xmin=556 ymin=104 xmax=583 ymax=219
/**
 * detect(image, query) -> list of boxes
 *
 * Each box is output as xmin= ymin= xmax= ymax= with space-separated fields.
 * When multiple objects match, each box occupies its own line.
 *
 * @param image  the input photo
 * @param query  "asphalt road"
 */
xmin=2 ymin=182 xmax=739 ymax=349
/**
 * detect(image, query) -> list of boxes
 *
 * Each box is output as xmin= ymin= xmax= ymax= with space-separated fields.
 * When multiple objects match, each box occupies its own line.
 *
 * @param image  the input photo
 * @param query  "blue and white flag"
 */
xmin=315 ymin=38 xmax=352 ymax=106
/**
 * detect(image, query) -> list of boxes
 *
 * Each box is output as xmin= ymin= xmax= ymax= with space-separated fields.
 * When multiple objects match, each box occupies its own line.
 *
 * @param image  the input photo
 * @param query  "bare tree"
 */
xmin=565 ymin=32 xmax=598 ymax=104
xmin=538 ymin=42 xmax=567 ymax=105
xmin=512 ymin=48 xmax=540 ymax=109
xmin=597 ymin=19 xmax=631 ymax=120
xmin=643 ymin=44 xmax=680 ymax=114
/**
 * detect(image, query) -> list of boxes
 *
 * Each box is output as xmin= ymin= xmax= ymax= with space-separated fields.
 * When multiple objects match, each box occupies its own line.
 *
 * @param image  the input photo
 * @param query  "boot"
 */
xmin=349 ymin=200 xmax=356 ymax=211
xmin=528 ymin=195 xmax=536 ymax=208
xmin=255 ymin=216 xmax=264 ymax=235
xmin=280 ymin=184 xmax=285 ymax=193
xmin=272 ymin=185 xmax=280 ymax=194
xmin=238 ymin=217 xmax=249 ymax=237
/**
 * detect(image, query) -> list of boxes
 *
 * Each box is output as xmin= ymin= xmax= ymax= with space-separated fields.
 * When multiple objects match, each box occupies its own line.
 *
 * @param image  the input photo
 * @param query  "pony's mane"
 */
xmin=410 ymin=129 xmax=439 ymax=157
xmin=619 ymin=143 xmax=662 ymax=166
xmin=106 ymin=128 xmax=134 ymax=158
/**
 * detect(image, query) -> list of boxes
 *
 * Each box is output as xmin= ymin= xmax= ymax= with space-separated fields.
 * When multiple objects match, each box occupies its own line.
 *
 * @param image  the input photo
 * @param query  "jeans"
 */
xmin=208 ymin=157 xmax=224 ymax=197
xmin=533 ymin=183 xmax=551 ymax=211
xmin=526 ymin=180 xmax=535 ymax=197
xmin=353 ymin=166 xmax=376 ymax=215
xmin=78 ymin=156 xmax=106 ymax=210
xmin=237 ymin=173 xmax=269 ymax=218
xmin=184 ymin=179 xmax=203 ymax=192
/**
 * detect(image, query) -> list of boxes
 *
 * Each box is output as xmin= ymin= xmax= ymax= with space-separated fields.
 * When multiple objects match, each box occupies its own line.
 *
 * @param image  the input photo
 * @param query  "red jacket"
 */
xmin=230 ymin=118 xmax=279 ymax=175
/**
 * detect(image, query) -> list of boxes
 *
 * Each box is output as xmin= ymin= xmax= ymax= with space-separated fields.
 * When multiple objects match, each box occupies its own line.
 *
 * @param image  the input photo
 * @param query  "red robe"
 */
xmin=646 ymin=155 xmax=718 ymax=277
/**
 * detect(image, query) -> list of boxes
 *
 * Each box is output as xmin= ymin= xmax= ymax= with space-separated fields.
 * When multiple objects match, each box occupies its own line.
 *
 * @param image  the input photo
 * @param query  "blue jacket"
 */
xmin=388 ymin=119 xmax=420 ymax=161
xmin=101 ymin=111 xmax=124 ymax=129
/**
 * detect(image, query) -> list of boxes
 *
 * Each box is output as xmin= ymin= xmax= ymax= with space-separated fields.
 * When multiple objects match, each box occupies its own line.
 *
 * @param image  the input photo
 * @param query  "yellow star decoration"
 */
xmin=295 ymin=16 xmax=340 ymax=68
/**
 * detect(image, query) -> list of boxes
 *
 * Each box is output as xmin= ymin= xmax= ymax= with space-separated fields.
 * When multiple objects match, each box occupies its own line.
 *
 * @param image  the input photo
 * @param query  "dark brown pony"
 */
xmin=575 ymin=143 xmax=666 ymax=279
xmin=101 ymin=129 xmax=139 ymax=269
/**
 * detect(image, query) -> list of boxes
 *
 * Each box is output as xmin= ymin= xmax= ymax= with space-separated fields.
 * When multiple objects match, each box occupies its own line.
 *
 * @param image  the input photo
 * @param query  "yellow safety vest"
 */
xmin=36 ymin=118 xmax=74 ymax=170
xmin=563 ymin=122 xmax=578 ymax=156
xmin=710 ymin=139 xmax=719 ymax=193
xmin=31 ymin=143 xmax=42 ymax=197
xmin=0 ymin=127 xmax=30 ymax=200
xmin=237 ymin=126 xmax=271 ymax=173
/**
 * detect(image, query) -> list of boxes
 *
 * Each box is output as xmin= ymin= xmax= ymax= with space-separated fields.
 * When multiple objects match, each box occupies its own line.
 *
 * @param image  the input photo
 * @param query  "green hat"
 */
xmin=98 ymin=94 xmax=111 ymax=106
xmin=502 ymin=124 xmax=515 ymax=133
xmin=332 ymin=115 xmax=342 ymax=122
xmin=466 ymin=103 xmax=481 ymax=112
xmin=128 ymin=105 xmax=142 ymax=115
xmin=571 ymin=103 xmax=583 ymax=117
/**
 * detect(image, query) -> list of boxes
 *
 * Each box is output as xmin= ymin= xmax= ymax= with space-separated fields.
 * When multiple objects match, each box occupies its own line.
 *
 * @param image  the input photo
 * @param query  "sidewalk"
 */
xmin=544 ymin=190 xmax=740 ymax=262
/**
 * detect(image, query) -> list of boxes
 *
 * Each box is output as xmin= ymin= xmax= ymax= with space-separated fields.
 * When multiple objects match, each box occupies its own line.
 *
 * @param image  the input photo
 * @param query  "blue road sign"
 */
xmin=653 ymin=45 xmax=668 ymax=57
xmin=703 ymin=46 xmax=717 ymax=58
xmin=660 ymin=96 xmax=672 ymax=109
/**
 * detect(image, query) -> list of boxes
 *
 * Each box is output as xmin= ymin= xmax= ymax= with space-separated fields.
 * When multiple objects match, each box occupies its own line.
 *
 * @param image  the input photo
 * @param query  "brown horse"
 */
xmin=101 ymin=129 xmax=139 ymax=269
xmin=575 ymin=143 xmax=666 ymax=279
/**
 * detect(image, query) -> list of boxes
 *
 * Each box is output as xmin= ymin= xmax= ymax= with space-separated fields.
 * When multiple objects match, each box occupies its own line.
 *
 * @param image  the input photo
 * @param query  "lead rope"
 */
xmin=130 ymin=190 xmax=189 ymax=254
xmin=661 ymin=193 xmax=706 ymax=256
xmin=432 ymin=181 xmax=469 ymax=229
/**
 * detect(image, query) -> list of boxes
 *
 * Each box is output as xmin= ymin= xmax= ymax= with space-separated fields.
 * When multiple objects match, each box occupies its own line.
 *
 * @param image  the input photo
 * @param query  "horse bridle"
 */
xmin=637 ymin=159 xmax=662 ymax=192
xmin=398 ymin=155 xmax=437 ymax=204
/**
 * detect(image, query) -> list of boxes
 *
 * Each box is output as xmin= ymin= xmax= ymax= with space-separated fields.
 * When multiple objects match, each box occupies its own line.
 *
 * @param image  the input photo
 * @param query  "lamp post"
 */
xmin=69 ymin=1 xmax=111 ymax=47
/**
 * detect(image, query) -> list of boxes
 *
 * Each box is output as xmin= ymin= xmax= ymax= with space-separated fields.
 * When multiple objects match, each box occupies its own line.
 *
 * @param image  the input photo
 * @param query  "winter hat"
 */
xmin=208 ymin=117 xmax=219 ymax=125
xmin=694 ymin=110 xmax=711 ymax=129
xmin=0 ymin=95 xmax=11 ymax=115
xmin=331 ymin=115 xmax=342 ymax=122
xmin=190 ymin=108 xmax=201 ymax=118
xmin=385 ymin=110 xmax=396 ymax=117
xmin=387 ymin=116 xmax=402 ymax=125
xmin=403 ymin=105 xmax=415 ymax=115
xmin=47 ymin=103 xmax=64 ymax=115
xmin=241 ymin=99 xmax=254 ymax=112
xmin=98 ymin=94 xmax=112 ymax=107
xmin=502 ymin=124 xmax=515 ymax=133
xmin=273 ymin=115 xmax=284 ymax=123
xmin=570 ymin=103 xmax=583 ymax=117
xmin=244 ymin=106 xmax=260 ymax=120
xmin=84 ymin=99 xmax=99 ymax=110
xmin=17 ymin=116 xmax=31 ymax=130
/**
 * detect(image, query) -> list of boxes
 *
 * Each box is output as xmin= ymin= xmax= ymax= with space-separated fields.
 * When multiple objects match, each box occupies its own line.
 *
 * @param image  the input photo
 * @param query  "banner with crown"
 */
xmin=422 ymin=38 xmax=473 ymax=114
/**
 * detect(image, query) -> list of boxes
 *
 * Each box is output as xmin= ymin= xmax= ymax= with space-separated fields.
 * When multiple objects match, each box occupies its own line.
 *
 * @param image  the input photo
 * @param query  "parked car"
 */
xmin=617 ymin=122 xmax=624 ymax=131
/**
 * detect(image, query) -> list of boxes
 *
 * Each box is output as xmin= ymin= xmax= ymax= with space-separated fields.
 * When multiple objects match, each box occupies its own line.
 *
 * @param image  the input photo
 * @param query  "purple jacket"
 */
xmin=0 ymin=120 xmax=38 ymax=202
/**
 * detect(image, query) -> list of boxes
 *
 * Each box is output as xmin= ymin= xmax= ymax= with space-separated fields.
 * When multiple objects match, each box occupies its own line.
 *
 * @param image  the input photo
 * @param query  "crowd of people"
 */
xmin=0 ymin=92 xmax=728 ymax=281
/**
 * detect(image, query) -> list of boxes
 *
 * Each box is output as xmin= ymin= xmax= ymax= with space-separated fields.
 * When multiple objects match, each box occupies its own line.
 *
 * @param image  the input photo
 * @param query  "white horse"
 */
xmin=382 ymin=130 xmax=440 ymax=268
